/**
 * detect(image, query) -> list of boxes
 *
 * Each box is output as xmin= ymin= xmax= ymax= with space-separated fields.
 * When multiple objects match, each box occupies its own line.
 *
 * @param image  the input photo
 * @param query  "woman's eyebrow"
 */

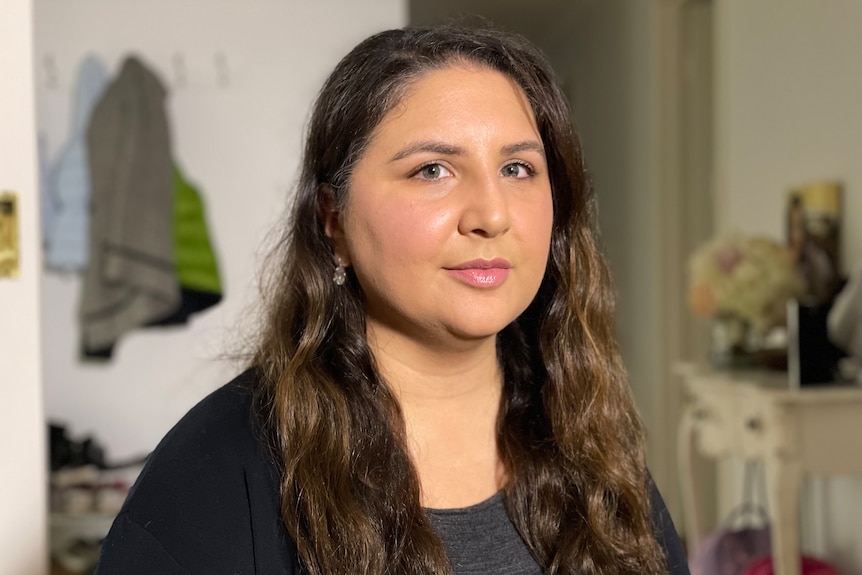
xmin=501 ymin=140 xmax=545 ymax=158
xmin=390 ymin=140 xmax=546 ymax=162
xmin=390 ymin=141 xmax=464 ymax=162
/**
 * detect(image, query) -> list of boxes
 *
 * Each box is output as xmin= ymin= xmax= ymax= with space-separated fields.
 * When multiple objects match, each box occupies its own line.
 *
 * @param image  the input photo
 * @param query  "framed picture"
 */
xmin=786 ymin=182 xmax=842 ymax=304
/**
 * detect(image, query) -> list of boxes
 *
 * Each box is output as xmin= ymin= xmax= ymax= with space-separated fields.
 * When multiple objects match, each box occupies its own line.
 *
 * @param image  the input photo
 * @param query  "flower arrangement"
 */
xmin=687 ymin=234 xmax=804 ymax=335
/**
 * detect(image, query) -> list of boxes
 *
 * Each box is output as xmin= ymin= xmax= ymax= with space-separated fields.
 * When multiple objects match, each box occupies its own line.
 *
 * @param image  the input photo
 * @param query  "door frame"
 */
xmin=652 ymin=0 xmax=717 ymax=536
xmin=0 ymin=0 xmax=48 ymax=573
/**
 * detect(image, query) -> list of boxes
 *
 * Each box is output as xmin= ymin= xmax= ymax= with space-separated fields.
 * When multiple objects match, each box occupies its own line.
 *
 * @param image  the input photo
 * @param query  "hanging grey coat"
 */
xmin=80 ymin=56 xmax=180 ymax=358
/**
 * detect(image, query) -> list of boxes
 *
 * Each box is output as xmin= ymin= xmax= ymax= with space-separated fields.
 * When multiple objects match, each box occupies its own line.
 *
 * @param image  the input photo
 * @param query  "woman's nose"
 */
xmin=456 ymin=173 xmax=512 ymax=238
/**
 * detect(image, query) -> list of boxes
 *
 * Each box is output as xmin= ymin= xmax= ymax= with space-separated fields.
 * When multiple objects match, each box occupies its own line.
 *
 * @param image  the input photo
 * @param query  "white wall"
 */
xmin=716 ymin=1 xmax=862 ymax=572
xmin=36 ymin=0 xmax=406 ymax=461
xmin=0 ymin=1 xmax=47 ymax=573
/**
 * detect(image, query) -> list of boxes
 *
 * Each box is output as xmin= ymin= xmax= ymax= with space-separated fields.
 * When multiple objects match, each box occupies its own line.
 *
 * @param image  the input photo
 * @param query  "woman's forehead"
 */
xmin=366 ymin=65 xmax=540 ymax=152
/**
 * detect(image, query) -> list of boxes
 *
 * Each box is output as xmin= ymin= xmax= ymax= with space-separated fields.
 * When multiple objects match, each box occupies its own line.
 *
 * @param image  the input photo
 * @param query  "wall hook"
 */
xmin=214 ymin=52 xmax=230 ymax=88
xmin=43 ymin=54 xmax=59 ymax=90
xmin=172 ymin=53 xmax=187 ymax=89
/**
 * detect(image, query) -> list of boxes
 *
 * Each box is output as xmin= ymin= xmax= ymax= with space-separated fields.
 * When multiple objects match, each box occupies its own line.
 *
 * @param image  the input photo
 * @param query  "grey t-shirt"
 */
xmin=426 ymin=492 xmax=542 ymax=575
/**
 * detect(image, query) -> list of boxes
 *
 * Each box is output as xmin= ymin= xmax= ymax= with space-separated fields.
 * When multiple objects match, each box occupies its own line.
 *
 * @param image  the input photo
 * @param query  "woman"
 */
xmin=96 ymin=25 xmax=689 ymax=575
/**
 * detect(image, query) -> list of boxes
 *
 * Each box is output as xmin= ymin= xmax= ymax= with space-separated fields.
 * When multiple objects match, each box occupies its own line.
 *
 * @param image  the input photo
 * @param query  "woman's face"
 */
xmin=326 ymin=65 xmax=554 ymax=347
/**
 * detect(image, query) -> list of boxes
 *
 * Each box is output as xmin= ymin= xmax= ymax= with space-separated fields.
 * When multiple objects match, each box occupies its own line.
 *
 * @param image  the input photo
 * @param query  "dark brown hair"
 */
xmin=252 ymin=24 xmax=666 ymax=575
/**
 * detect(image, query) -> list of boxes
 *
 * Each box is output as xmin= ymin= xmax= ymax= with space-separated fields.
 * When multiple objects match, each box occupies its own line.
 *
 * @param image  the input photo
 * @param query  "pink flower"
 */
xmin=715 ymin=246 xmax=743 ymax=275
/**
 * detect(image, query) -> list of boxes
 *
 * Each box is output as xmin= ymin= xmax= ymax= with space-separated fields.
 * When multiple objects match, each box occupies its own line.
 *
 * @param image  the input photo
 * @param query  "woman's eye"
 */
xmin=502 ymin=162 xmax=533 ymax=179
xmin=415 ymin=163 xmax=452 ymax=180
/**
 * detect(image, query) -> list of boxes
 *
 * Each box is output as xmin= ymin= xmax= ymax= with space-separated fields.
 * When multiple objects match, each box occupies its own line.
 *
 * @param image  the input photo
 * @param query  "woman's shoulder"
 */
xmin=647 ymin=474 xmax=691 ymax=575
xmin=96 ymin=368 xmax=298 ymax=574
xmin=128 ymin=368 xmax=269 ymax=483
xmin=148 ymin=367 xmax=264 ymax=457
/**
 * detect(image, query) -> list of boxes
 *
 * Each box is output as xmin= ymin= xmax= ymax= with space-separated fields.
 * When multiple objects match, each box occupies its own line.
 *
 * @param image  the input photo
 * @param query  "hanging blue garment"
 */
xmin=39 ymin=133 xmax=57 ymax=247
xmin=45 ymin=54 xmax=109 ymax=271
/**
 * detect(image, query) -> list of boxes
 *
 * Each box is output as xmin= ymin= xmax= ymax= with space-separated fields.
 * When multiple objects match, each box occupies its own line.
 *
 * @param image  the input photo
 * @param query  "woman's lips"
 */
xmin=444 ymin=259 xmax=511 ymax=288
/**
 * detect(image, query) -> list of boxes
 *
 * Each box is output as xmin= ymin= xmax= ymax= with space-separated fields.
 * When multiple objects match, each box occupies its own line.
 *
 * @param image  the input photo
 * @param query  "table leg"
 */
xmin=678 ymin=408 xmax=701 ymax=553
xmin=765 ymin=456 xmax=801 ymax=575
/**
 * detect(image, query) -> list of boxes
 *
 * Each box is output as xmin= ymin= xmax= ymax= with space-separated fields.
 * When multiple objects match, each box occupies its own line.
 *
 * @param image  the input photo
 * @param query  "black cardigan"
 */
xmin=95 ymin=370 xmax=690 ymax=574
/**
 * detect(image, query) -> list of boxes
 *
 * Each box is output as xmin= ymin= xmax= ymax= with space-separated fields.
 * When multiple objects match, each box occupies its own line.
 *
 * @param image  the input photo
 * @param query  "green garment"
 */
xmin=173 ymin=165 xmax=222 ymax=295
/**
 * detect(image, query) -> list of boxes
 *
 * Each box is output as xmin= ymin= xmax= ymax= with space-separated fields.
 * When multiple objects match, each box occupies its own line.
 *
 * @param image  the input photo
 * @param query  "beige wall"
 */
xmin=716 ymin=1 xmax=862 ymax=571
xmin=550 ymin=0 xmax=673 ymax=497
xmin=717 ymin=0 xmax=862 ymax=269
xmin=0 ymin=1 xmax=48 ymax=574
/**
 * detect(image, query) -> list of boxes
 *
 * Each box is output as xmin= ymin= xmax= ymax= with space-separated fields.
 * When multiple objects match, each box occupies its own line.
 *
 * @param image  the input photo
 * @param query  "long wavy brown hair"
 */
xmin=251 ymin=24 xmax=667 ymax=575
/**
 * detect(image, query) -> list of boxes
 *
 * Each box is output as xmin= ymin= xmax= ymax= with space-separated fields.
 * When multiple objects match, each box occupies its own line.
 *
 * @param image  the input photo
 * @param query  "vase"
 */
xmin=710 ymin=314 xmax=759 ymax=369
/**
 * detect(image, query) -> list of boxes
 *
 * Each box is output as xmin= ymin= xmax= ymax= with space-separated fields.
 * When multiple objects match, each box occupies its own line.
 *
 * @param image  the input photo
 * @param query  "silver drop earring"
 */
xmin=333 ymin=257 xmax=347 ymax=286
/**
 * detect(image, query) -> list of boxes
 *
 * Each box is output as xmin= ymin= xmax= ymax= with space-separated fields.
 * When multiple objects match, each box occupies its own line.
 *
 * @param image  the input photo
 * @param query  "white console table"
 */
xmin=677 ymin=363 xmax=862 ymax=575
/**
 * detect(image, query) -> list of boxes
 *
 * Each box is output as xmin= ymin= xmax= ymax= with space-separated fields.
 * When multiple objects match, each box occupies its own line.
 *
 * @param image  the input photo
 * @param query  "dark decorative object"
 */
xmin=786 ymin=181 xmax=842 ymax=305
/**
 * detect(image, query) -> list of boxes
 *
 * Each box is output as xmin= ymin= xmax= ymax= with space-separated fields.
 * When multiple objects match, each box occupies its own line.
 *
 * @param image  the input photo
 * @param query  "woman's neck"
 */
xmin=367 ymin=323 xmax=506 ymax=508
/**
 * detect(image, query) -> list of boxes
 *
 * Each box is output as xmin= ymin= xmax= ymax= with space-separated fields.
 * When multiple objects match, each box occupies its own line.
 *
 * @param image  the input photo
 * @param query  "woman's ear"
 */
xmin=317 ymin=184 xmax=351 ymax=266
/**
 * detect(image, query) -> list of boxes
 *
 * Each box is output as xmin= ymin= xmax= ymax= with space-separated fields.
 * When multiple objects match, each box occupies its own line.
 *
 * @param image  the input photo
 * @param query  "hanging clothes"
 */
xmin=80 ymin=56 xmax=179 ymax=358
xmin=45 ymin=54 xmax=109 ymax=271
xmin=39 ymin=133 xmax=57 ymax=248
xmin=149 ymin=164 xmax=223 ymax=326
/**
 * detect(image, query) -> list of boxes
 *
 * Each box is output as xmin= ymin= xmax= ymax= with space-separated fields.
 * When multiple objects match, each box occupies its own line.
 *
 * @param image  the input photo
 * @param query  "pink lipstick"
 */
xmin=444 ymin=258 xmax=511 ymax=288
